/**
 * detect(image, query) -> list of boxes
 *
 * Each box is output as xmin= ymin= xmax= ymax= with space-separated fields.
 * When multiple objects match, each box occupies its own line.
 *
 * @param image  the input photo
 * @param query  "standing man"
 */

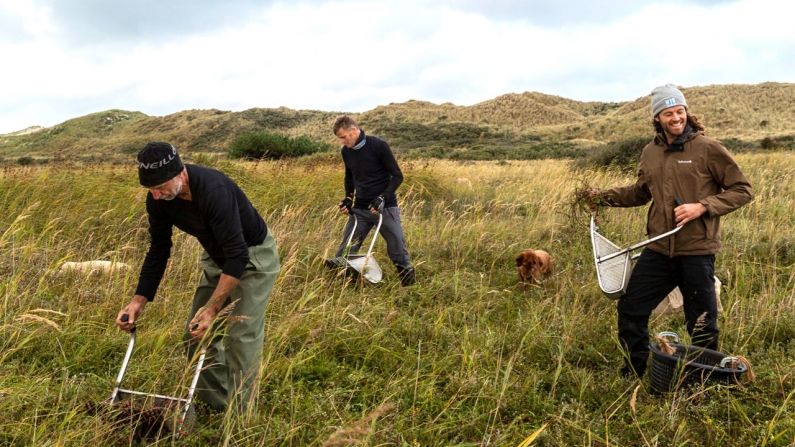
xmin=117 ymin=142 xmax=280 ymax=412
xmin=590 ymin=84 xmax=752 ymax=378
xmin=329 ymin=115 xmax=415 ymax=286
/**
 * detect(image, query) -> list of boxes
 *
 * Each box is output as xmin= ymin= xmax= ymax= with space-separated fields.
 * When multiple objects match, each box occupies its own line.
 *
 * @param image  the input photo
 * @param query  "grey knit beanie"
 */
xmin=650 ymin=84 xmax=687 ymax=117
xmin=137 ymin=142 xmax=184 ymax=187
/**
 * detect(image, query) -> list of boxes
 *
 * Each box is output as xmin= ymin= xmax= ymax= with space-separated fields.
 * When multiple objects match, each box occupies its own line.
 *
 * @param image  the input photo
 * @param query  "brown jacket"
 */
xmin=601 ymin=130 xmax=752 ymax=256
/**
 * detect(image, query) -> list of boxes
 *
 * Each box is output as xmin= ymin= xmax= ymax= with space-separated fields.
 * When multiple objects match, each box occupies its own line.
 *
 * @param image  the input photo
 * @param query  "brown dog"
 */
xmin=516 ymin=249 xmax=553 ymax=284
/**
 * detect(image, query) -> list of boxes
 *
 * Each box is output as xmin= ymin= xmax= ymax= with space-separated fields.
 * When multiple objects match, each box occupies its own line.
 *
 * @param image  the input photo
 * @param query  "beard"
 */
xmin=162 ymin=178 xmax=182 ymax=201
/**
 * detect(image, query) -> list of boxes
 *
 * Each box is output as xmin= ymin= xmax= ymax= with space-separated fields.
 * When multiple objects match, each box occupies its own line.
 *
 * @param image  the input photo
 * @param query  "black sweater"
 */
xmin=341 ymin=132 xmax=403 ymax=209
xmin=135 ymin=164 xmax=267 ymax=300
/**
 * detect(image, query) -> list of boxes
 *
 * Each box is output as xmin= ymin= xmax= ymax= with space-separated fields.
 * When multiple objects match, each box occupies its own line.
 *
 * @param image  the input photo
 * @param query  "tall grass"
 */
xmin=1 ymin=153 xmax=794 ymax=446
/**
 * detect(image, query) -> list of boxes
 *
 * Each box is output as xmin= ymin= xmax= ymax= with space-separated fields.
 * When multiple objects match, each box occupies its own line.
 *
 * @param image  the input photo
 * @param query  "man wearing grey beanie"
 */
xmin=589 ymin=84 xmax=753 ymax=379
xmin=116 ymin=142 xmax=280 ymax=412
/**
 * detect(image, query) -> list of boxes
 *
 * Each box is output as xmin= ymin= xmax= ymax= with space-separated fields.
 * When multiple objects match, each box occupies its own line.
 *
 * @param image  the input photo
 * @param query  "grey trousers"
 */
xmin=184 ymin=231 xmax=280 ymax=412
xmin=335 ymin=207 xmax=412 ymax=269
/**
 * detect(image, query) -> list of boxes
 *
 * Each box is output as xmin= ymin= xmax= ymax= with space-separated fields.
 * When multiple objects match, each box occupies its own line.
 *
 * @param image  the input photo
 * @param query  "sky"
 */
xmin=1 ymin=0 xmax=793 ymax=134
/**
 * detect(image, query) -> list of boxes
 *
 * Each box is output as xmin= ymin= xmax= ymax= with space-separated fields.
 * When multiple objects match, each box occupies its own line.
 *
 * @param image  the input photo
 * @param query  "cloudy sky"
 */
xmin=1 ymin=0 xmax=793 ymax=134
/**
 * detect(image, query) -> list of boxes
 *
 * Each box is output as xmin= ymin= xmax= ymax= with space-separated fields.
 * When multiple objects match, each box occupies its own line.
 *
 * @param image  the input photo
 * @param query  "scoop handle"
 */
xmin=120 ymin=313 xmax=136 ymax=333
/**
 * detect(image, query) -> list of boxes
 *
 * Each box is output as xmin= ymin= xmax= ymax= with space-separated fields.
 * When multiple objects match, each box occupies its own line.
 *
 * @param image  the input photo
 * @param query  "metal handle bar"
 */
xmin=108 ymin=314 xmax=136 ymax=405
xmin=342 ymin=212 xmax=383 ymax=259
xmin=364 ymin=213 xmax=383 ymax=259
xmin=657 ymin=331 xmax=679 ymax=343
xmin=182 ymin=348 xmax=206 ymax=423
xmin=720 ymin=357 xmax=741 ymax=369
xmin=343 ymin=215 xmax=359 ymax=251
xmin=591 ymin=197 xmax=683 ymax=262
xmin=596 ymin=225 xmax=683 ymax=263
xmin=593 ymin=197 xmax=686 ymax=263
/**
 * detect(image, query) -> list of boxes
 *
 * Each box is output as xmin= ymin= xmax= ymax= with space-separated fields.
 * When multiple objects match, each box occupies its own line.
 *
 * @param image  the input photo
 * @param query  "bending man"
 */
xmin=117 ymin=142 xmax=280 ymax=411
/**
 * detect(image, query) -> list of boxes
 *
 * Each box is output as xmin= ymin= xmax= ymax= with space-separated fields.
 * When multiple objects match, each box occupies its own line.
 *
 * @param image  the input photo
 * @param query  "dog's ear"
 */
xmin=515 ymin=253 xmax=524 ymax=267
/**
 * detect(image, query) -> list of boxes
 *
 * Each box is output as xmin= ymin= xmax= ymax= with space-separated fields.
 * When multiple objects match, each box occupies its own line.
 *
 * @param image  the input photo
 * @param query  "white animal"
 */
xmin=455 ymin=178 xmax=473 ymax=189
xmin=56 ymin=260 xmax=131 ymax=276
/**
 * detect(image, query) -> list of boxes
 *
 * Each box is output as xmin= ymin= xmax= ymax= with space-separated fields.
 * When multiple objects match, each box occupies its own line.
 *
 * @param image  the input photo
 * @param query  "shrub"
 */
xmin=760 ymin=136 xmax=777 ymax=150
xmin=228 ymin=131 xmax=332 ymax=159
xmin=17 ymin=156 xmax=34 ymax=166
xmin=572 ymin=136 xmax=649 ymax=172
xmin=721 ymin=138 xmax=757 ymax=153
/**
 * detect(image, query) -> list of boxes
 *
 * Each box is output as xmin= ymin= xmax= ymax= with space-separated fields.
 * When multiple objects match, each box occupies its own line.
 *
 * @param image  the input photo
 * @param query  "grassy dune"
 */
xmin=2 ymin=83 xmax=794 ymax=163
xmin=1 ymin=153 xmax=794 ymax=446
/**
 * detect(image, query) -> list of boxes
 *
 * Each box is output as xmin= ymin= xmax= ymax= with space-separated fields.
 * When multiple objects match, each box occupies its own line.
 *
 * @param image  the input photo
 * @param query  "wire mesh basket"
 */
xmin=590 ymin=216 xmax=682 ymax=299
xmin=649 ymin=332 xmax=747 ymax=393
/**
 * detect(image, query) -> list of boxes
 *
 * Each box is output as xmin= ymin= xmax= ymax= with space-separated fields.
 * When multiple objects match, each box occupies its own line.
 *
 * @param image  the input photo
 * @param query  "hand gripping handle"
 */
xmin=120 ymin=313 xmax=136 ymax=333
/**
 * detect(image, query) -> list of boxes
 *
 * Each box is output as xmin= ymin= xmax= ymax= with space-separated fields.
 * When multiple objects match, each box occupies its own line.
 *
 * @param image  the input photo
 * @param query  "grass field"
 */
xmin=1 ymin=152 xmax=794 ymax=446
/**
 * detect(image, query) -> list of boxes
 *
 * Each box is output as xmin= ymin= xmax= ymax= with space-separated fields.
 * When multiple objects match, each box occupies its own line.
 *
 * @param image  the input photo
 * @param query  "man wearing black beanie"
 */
xmin=117 ymin=142 xmax=280 ymax=413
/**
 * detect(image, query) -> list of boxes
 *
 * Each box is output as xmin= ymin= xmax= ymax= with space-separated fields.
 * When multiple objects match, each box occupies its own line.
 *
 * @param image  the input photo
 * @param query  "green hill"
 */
xmin=2 ymin=82 xmax=794 ymax=163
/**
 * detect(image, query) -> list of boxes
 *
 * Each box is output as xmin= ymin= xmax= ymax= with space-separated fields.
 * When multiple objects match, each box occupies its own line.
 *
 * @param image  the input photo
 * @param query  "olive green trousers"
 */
xmin=184 ymin=231 xmax=279 ymax=412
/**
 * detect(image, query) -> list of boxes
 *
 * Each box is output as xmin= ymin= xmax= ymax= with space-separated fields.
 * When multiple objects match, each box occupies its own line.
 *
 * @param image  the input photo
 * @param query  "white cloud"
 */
xmin=1 ymin=0 xmax=793 ymax=134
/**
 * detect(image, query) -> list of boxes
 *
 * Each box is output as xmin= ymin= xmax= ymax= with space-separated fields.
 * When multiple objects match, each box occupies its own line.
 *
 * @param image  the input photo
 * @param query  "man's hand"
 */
xmin=189 ymin=274 xmax=239 ymax=341
xmin=674 ymin=202 xmax=707 ymax=227
xmin=369 ymin=195 xmax=385 ymax=215
xmin=116 ymin=295 xmax=148 ymax=332
xmin=189 ymin=305 xmax=219 ymax=341
xmin=338 ymin=196 xmax=353 ymax=215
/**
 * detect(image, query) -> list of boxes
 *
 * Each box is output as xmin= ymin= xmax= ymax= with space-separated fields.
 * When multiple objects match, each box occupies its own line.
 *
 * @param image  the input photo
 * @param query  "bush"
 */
xmin=228 ymin=131 xmax=332 ymax=159
xmin=760 ymin=136 xmax=777 ymax=150
xmin=721 ymin=138 xmax=757 ymax=153
xmin=572 ymin=136 xmax=649 ymax=172
xmin=17 ymin=156 xmax=34 ymax=166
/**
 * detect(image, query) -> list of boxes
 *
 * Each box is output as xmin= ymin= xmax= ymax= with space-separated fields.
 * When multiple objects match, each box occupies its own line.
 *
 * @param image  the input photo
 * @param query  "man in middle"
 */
xmin=329 ymin=115 xmax=415 ymax=286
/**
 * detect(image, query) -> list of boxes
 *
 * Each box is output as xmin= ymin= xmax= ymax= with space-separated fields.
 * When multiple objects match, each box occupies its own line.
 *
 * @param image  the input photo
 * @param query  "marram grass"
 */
xmin=1 ymin=153 xmax=794 ymax=446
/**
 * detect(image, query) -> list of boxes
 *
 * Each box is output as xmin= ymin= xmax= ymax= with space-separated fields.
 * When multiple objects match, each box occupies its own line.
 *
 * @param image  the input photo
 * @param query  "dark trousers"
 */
xmin=617 ymin=249 xmax=718 ymax=377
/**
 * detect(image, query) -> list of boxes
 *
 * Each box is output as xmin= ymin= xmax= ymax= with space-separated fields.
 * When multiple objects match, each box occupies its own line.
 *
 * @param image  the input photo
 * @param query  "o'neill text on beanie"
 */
xmin=137 ymin=142 xmax=185 ymax=187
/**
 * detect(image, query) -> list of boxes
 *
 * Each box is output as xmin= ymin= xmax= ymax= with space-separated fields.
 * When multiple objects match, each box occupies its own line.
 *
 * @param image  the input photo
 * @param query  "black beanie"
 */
xmin=137 ymin=142 xmax=185 ymax=187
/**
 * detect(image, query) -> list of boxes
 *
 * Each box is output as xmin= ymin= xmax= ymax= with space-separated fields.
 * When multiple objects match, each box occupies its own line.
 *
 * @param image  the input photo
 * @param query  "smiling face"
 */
xmin=655 ymin=105 xmax=688 ymax=143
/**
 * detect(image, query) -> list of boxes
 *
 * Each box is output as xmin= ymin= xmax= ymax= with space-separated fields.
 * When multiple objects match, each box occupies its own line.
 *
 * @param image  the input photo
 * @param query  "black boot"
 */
xmin=397 ymin=266 xmax=416 ymax=286
xmin=324 ymin=257 xmax=346 ymax=269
